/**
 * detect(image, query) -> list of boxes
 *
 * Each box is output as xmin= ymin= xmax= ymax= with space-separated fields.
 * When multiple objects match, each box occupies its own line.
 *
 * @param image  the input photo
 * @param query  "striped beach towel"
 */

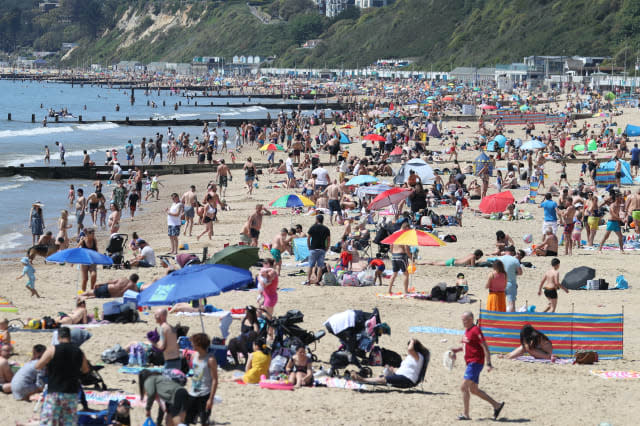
xmin=528 ymin=181 xmax=539 ymax=201
xmin=0 ymin=297 xmax=17 ymax=313
xmin=478 ymin=310 xmax=623 ymax=359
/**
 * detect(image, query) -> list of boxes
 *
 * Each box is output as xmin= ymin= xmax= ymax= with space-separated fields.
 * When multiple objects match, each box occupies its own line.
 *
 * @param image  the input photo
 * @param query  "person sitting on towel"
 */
xmin=351 ymin=339 xmax=430 ymax=388
xmin=501 ymin=325 xmax=554 ymax=361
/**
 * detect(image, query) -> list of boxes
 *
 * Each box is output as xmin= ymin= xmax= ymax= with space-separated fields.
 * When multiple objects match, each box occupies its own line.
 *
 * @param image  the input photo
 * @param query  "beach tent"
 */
xmin=487 ymin=135 xmax=506 ymax=152
xmin=595 ymin=159 xmax=633 ymax=186
xmin=473 ymin=152 xmax=493 ymax=176
xmin=394 ymin=158 xmax=436 ymax=185
xmin=426 ymin=122 xmax=441 ymax=138
xmin=339 ymin=132 xmax=351 ymax=144
xmin=293 ymin=238 xmax=309 ymax=262
xmin=624 ymin=124 xmax=640 ymax=137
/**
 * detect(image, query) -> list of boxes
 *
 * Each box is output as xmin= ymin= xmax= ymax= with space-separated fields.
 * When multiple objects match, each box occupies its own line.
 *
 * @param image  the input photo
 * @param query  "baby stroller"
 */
xmin=264 ymin=309 xmax=326 ymax=362
xmin=373 ymin=224 xmax=393 ymax=257
xmin=104 ymin=233 xmax=128 ymax=269
xmin=324 ymin=308 xmax=391 ymax=377
xmin=81 ymin=362 xmax=108 ymax=391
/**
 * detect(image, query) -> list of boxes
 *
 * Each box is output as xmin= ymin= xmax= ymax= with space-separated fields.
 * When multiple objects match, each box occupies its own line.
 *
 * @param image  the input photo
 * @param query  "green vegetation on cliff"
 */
xmin=3 ymin=0 xmax=640 ymax=68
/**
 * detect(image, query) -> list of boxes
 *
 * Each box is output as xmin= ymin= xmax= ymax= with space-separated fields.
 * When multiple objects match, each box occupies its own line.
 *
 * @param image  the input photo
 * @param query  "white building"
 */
xmin=325 ymin=0 xmax=348 ymax=17
xmin=355 ymin=0 xmax=388 ymax=8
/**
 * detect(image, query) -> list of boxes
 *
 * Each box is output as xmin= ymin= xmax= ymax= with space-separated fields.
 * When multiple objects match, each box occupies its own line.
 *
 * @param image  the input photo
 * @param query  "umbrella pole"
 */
xmin=199 ymin=311 xmax=206 ymax=333
xmin=76 ymin=266 xmax=80 ymax=306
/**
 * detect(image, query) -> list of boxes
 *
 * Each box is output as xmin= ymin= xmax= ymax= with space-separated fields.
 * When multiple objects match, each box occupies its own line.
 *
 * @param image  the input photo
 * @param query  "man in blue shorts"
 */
xmin=452 ymin=311 xmax=504 ymax=421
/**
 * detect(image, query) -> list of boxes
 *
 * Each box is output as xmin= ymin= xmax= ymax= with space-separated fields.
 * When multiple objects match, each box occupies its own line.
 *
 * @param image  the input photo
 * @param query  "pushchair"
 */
xmin=373 ymin=224 xmax=393 ymax=257
xmin=324 ymin=308 xmax=391 ymax=377
xmin=264 ymin=309 xmax=326 ymax=362
xmin=103 ymin=233 xmax=128 ymax=269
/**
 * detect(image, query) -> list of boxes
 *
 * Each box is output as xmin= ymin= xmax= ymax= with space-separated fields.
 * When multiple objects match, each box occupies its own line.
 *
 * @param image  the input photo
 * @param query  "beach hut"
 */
xmin=595 ymin=160 xmax=633 ymax=186
xmin=473 ymin=152 xmax=493 ymax=176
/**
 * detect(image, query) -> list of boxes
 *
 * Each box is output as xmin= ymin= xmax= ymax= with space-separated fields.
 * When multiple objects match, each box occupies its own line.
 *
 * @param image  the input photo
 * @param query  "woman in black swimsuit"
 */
xmin=503 ymin=325 xmax=554 ymax=361
xmin=286 ymin=344 xmax=313 ymax=387
xmin=77 ymin=228 xmax=98 ymax=291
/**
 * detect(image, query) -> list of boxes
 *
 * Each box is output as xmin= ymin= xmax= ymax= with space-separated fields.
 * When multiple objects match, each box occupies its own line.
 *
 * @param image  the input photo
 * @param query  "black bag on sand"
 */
xmin=330 ymin=351 xmax=351 ymax=370
xmin=430 ymin=285 xmax=446 ymax=301
xmin=381 ymin=348 xmax=402 ymax=368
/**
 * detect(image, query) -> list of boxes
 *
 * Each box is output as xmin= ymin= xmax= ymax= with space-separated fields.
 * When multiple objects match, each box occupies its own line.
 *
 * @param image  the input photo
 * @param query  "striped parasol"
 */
xmin=380 ymin=229 xmax=446 ymax=246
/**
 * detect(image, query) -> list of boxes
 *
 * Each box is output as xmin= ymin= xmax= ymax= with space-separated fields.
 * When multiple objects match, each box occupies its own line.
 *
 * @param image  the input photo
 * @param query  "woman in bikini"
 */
xmin=286 ymin=345 xmax=313 ymax=387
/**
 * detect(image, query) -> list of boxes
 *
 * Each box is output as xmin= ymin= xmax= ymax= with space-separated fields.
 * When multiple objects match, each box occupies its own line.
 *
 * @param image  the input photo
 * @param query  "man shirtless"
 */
xmin=270 ymin=228 xmax=289 ymax=276
xmin=325 ymin=179 xmax=343 ymax=225
xmin=424 ymin=250 xmax=484 ymax=267
xmin=388 ymin=221 xmax=412 ymax=294
xmin=535 ymin=228 xmax=559 ymax=256
xmin=57 ymin=300 xmax=88 ymax=325
xmin=75 ymin=189 xmax=87 ymax=236
xmin=149 ymin=308 xmax=181 ymax=370
xmin=79 ymin=274 xmax=139 ymax=300
xmin=598 ymin=192 xmax=625 ymax=253
xmin=216 ymin=159 xmax=232 ymax=198
xmin=181 ymin=185 xmax=198 ymax=237
xmin=625 ymin=188 xmax=640 ymax=237
xmin=86 ymin=191 xmax=101 ymax=225
xmin=243 ymin=204 xmax=271 ymax=247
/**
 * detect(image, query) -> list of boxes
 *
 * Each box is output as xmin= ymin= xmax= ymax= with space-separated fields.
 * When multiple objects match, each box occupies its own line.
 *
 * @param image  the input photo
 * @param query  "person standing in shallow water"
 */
xmin=29 ymin=202 xmax=45 ymax=245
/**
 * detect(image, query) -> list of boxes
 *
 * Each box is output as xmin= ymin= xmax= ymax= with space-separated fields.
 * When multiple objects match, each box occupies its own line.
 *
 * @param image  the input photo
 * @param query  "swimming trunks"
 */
xmin=445 ymin=257 xmax=456 ymax=267
xmin=606 ymin=220 xmax=621 ymax=233
xmin=270 ymin=248 xmax=282 ymax=263
xmin=543 ymin=288 xmax=558 ymax=299
xmin=250 ymin=228 xmax=260 ymax=239
xmin=184 ymin=205 xmax=195 ymax=218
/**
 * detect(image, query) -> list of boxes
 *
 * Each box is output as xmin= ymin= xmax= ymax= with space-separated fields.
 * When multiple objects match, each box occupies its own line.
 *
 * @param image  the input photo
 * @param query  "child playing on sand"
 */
xmin=537 ymin=258 xmax=568 ymax=312
xmin=339 ymin=246 xmax=353 ymax=271
xmin=572 ymin=212 xmax=583 ymax=249
xmin=17 ymin=257 xmax=40 ymax=298
xmin=456 ymin=272 xmax=469 ymax=295
xmin=369 ymin=254 xmax=385 ymax=286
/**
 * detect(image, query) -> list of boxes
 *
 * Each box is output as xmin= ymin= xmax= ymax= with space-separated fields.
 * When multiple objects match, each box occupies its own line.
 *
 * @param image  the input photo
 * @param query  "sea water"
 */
xmin=0 ymin=79 xmax=320 ymax=257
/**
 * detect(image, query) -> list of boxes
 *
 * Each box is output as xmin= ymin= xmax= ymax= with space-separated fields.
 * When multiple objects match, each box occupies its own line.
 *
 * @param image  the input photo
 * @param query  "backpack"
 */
xmin=329 ymin=351 xmax=351 ymax=370
xmin=368 ymin=346 xmax=383 ymax=366
xmin=104 ymin=304 xmax=139 ymax=324
xmin=445 ymin=286 xmax=459 ymax=302
xmin=101 ymin=344 xmax=129 ymax=364
xmin=443 ymin=234 xmax=457 ymax=243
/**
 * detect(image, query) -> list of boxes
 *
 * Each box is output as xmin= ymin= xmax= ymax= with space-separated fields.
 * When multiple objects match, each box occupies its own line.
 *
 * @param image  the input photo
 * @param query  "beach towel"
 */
xmin=590 ymin=370 xmax=640 ymax=379
xmin=314 ymin=376 xmax=367 ymax=390
xmin=479 ymin=310 xmax=623 ymax=359
xmin=0 ymin=297 xmax=18 ymax=313
xmin=409 ymin=326 xmax=464 ymax=335
xmin=118 ymin=366 xmax=164 ymax=375
xmin=513 ymin=356 xmax=573 ymax=365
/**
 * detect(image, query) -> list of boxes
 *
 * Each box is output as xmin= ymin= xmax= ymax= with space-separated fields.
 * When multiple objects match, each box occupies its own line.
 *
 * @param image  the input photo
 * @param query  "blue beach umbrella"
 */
xmin=346 ymin=175 xmax=379 ymax=186
xmin=47 ymin=248 xmax=113 ymax=303
xmin=137 ymin=264 xmax=252 ymax=331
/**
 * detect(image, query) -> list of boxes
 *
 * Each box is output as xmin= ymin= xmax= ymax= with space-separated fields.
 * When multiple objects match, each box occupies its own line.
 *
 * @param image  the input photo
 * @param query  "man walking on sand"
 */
xmin=388 ymin=220 xmax=412 ymax=294
xmin=244 ymin=204 xmax=271 ymax=247
xmin=451 ymin=311 xmax=504 ymax=421
xmin=181 ymin=185 xmax=198 ymax=237
xmin=325 ymin=179 xmax=343 ymax=225
xmin=216 ymin=159 xmax=232 ymax=199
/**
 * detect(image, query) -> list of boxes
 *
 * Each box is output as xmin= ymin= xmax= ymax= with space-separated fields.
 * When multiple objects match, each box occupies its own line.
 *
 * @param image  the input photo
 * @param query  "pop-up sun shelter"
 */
xmin=624 ymin=124 xmax=640 ymax=137
xmin=595 ymin=159 xmax=633 ymax=186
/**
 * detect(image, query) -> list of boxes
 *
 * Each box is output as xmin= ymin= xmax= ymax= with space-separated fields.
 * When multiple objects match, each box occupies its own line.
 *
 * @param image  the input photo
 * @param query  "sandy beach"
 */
xmin=1 ymin=100 xmax=639 ymax=425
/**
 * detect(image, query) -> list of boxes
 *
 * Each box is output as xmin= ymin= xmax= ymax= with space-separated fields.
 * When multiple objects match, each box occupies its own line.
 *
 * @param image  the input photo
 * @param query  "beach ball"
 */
xmin=523 ymin=234 xmax=533 ymax=244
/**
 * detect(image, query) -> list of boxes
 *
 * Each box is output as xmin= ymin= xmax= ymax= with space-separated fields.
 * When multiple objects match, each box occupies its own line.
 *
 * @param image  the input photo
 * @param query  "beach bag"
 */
xmin=330 ymin=351 xmax=350 ymax=370
xmin=616 ymin=275 xmax=628 ymax=289
xmin=445 ymin=287 xmax=459 ymax=302
xmin=101 ymin=344 xmax=128 ymax=364
xmin=443 ymin=234 xmax=457 ymax=243
xmin=368 ymin=346 xmax=383 ymax=366
xmin=381 ymin=348 xmax=402 ymax=368
xmin=269 ymin=355 xmax=289 ymax=375
xmin=323 ymin=271 xmax=339 ymax=286
xmin=358 ymin=269 xmax=375 ymax=286
xmin=341 ymin=273 xmax=359 ymax=287
xmin=574 ymin=351 xmax=598 ymax=364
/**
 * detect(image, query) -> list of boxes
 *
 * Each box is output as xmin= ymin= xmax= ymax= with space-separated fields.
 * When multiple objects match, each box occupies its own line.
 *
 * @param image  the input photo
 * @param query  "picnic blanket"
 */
xmin=590 ymin=370 xmax=640 ymax=379
xmin=314 ymin=376 xmax=367 ymax=390
xmin=174 ymin=311 xmax=244 ymax=319
xmin=479 ymin=310 xmax=624 ymax=359
xmin=513 ymin=356 xmax=573 ymax=365
xmin=409 ymin=326 xmax=464 ymax=335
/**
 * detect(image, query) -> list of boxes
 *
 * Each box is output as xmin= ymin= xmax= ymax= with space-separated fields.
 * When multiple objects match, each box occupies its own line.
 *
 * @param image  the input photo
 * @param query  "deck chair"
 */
xmin=352 ymin=235 xmax=373 ymax=259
